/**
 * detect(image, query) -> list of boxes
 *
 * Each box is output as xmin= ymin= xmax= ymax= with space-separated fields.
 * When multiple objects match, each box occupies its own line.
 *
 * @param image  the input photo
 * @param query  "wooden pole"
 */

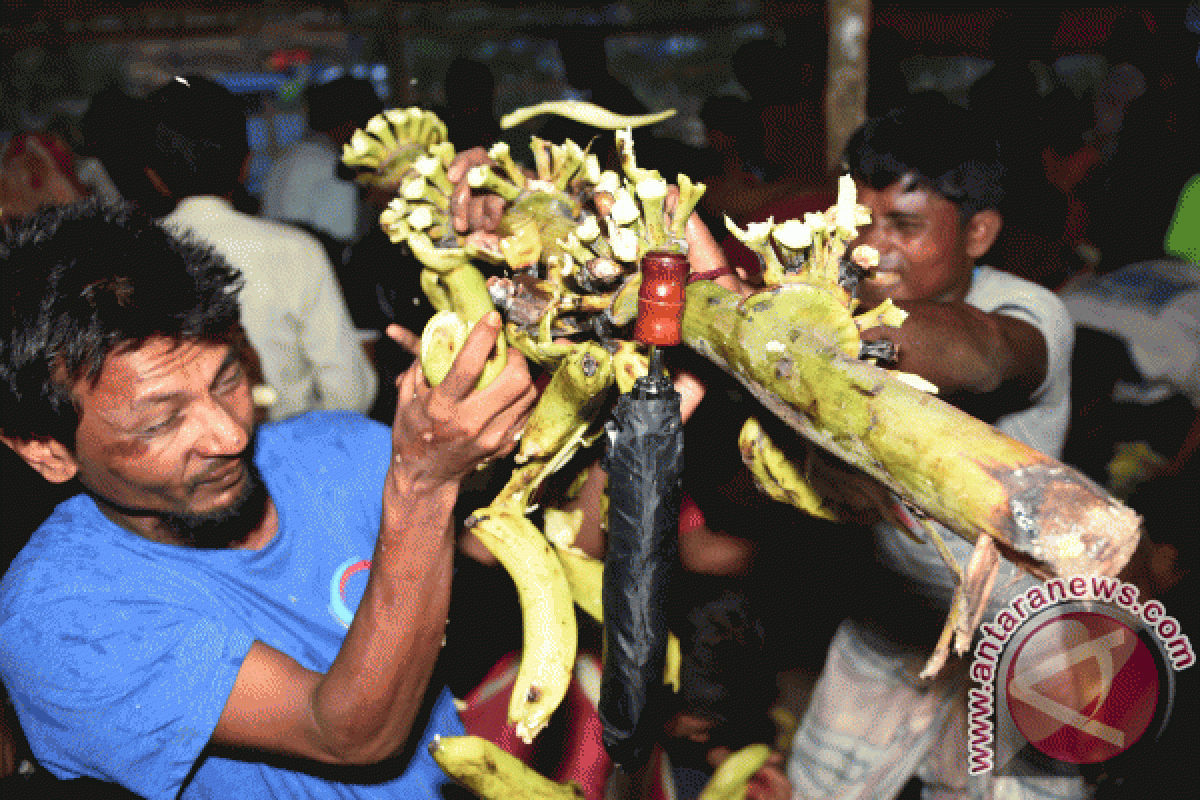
xmin=825 ymin=0 xmax=870 ymax=173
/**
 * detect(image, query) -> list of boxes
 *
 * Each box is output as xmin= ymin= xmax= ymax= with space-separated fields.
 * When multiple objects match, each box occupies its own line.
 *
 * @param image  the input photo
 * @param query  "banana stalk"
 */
xmin=680 ymin=279 xmax=1140 ymax=580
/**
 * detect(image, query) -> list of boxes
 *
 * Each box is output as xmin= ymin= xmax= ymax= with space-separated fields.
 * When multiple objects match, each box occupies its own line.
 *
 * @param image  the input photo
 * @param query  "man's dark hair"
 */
xmin=145 ymin=74 xmax=249 ymax=198
xmin=843 ymin=92 xmax=1006 ymax=219
xmin=305 ymin=76 xmax=383 ymax=135
xmin=0 ymin=200 xmax=243 ymax=448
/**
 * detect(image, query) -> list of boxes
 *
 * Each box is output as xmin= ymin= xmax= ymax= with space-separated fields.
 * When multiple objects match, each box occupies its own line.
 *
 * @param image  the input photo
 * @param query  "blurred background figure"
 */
xmin=0 ymin=132 xmax=84 ymax=224
xmin=438 ymin=57 xmax=502 ymax=153
xmin=262 ymin=75 xmax=383 ymax=250
xmin=145 ymin=74 xmax=377 ymax=421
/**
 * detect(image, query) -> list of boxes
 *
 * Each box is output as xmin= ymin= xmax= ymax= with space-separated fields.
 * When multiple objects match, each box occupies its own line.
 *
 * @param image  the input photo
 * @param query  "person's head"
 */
xmin=305 ymin=76 xmax=384 ymax=145
xmin=144 ymin=75 xmax=249 ymax=200
xmin=0 ymin=200 xmax=268 ymax=548
xmin=445 ymin=58 xmax=496 ymax=114
xmin=666 ymin=589 xmax=776 ymax=766
xmin=843 ymin=93 xmax=1005 ymax=302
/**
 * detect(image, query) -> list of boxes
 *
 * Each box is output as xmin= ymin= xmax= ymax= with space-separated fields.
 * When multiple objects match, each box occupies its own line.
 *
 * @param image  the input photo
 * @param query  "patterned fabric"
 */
xmin=788 ymin=622 xmax=1091 ymax=800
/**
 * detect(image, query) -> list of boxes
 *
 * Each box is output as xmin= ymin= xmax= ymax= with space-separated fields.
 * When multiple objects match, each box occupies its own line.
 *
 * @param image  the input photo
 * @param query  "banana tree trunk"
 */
xmin=680 ymin=280 xmax=1141 ymax=580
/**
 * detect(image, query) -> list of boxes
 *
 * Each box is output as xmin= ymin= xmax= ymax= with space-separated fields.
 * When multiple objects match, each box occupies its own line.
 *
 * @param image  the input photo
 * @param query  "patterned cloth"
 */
xmin=788 ymin=623 xmax=1090 ymax=800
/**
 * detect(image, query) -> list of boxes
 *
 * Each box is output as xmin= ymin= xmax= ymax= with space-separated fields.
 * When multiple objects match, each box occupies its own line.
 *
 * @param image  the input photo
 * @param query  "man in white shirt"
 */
xmin=145 ymin=75 xmax=376 ymax=421
xmin=262 ymin=77 xmax=382 ymax=245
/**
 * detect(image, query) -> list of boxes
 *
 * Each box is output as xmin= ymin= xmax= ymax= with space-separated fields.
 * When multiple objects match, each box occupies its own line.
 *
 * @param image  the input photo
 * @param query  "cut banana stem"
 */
xmin=420 ymin=310 xmax=470 ymax=387
xmin=430 ymin=734 xmax=585 ymax=799
xmin=465 ymin=508 xmax=577 ymax=744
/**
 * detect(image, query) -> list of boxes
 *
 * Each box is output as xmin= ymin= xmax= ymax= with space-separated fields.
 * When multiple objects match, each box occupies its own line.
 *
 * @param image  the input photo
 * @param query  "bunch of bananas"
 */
xmin=339 ymin=100 xmax=911 ymax=796
xmin=342 ymin=100 xmax=1141 ymax=797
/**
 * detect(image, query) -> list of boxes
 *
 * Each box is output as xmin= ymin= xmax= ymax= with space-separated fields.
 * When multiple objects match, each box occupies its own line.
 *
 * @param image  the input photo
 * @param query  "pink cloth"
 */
xmin=458 ymin=650 xmax=677 ymax=799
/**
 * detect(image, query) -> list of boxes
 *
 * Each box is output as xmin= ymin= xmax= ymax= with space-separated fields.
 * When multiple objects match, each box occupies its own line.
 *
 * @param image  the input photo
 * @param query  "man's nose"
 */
xmin=195 ymin=396 xmax=249 ymax=456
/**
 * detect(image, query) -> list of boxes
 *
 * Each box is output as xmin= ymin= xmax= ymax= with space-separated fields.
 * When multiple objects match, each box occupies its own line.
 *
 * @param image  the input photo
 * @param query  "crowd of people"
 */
xmin=1 ymin=9 xmax=1197 ymax=800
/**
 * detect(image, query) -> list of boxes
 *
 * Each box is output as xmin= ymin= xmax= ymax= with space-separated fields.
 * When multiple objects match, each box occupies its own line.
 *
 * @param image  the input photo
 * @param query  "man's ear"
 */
xmin=965 ymin=209 xmax=1003 ymax=260
xmin=1 ymin=436 xmax=79 ymax=484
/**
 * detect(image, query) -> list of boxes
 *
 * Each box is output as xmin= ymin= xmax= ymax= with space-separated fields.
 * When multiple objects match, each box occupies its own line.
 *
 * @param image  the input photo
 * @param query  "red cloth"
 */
xmin=458 ymin=651 xmax=677 ymax=799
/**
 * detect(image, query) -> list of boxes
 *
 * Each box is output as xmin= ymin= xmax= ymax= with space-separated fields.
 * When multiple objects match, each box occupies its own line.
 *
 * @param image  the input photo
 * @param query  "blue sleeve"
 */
xmin=0 ymin=574 xmax=253 ymax=800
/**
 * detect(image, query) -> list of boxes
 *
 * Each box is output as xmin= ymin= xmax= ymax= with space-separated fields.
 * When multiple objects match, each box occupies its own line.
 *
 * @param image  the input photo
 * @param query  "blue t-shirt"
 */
xmin=0 ymin=411 xmax=463 ymax=799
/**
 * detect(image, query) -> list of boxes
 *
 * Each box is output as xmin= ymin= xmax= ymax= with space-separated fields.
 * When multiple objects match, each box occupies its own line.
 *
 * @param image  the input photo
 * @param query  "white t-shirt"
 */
xmin=876 ymin=266 xmax=1075 ymax=612
xmin=262 ymin=134 xmax=359 ymax=243
xmin=165 ymin=196 xmax=377 ymax=420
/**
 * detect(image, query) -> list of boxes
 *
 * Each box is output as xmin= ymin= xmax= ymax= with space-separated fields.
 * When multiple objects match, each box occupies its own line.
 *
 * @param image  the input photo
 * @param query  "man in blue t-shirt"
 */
xmin=0 ymin=200 xmax=536 ymax=798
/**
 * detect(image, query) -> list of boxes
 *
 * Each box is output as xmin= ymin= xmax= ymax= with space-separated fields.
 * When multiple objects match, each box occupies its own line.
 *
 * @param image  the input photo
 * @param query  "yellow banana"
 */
xmin=739 ymin=417 xmax=836 ymax=520
xmin=465 ymin=508 xmax=577 ymax=744
xmin=430 ymin=734 xmax=585 ymax=799
xmin=515 ymin=341 xmax=614 ymax=463
xmin=544 ymin=508 xmax=681 ymax=692
xmin=697 ymin=743 xmax=772 ymax=800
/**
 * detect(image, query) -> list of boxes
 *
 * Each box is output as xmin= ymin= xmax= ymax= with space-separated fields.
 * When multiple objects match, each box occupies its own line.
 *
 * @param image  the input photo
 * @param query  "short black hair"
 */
xmin=305 ymin=76 xmax=383 ymax=134
xmin=843 ymin=93 xmax=1006 ymax=219
xmin=0 ymin=200 xmax=243 ymax=448
xmin=145 ymin=74 xmax=249 ymax=198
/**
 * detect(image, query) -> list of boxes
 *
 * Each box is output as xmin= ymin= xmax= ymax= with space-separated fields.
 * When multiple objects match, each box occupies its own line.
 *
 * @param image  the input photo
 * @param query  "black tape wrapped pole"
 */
xmin=599 ymin=251 xmax=687 ymax=772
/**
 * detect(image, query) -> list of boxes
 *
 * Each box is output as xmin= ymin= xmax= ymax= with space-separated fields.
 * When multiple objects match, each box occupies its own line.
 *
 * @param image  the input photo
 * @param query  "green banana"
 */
xmin=430 ymin=734 xmax=585 ymax=799
xmin=697 ymin=743 xmax=773 ymax=800
xmin=739 ymin=417 xmax=836 ymax=520
xmin=515 ymin=342 xmax=614 ymax=464
xmin=420 ymin=310 xmax=469 ymax=387
xmin=465 ymin=508 xmax=577 ymax=744
xmin=500 ymin=100 xmax=675 ymax=131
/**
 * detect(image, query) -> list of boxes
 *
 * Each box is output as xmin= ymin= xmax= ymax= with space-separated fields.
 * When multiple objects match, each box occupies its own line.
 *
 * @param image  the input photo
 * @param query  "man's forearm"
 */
xmin=308 ymin=472 xmax=458 ymax=763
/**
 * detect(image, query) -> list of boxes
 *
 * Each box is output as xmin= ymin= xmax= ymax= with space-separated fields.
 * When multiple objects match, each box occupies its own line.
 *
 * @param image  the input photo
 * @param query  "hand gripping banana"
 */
xmin=431 ymin=734 xmax=585 ymax=799
xmin=464 ymin=507 xmax=577 ymax=744
xmin=697 ymin=743 xmax=773 ymax=800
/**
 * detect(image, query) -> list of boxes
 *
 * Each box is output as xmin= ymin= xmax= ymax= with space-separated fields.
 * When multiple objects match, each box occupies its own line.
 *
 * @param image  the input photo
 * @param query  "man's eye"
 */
xmin=141 ymin=414 xmax=181 ymax=435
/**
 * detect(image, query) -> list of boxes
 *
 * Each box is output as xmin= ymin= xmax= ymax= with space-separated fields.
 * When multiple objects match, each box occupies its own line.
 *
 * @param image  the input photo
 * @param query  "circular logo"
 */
xmin=1004 ymin=606 xmax=1164 ymax=765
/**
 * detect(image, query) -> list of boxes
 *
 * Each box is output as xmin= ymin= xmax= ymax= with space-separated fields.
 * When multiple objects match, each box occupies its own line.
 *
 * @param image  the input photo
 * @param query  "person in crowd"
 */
xmin=791 ymin=96 xmax=1080 ymax=799
xmin=0 ymin=133 xmax=86 ymax=224
xmin=143 ymin=75 xmax=377 ymax=421
xmin=664 ymin=588 xmax=789 ymax=800
xmin=1058 ymin=174 xmax=1200 ymax=490
xmin=731 ymin=39 xmax=824 ymax=187
xmin=677 ymin=94 xmax=1075 ymax=798
xmin=438 ymin=57 xmax=503 ymax=154
xmin=262 ymin=75 xmax=383 ymax=247
xmin=0 ymin=198 xmax=537 ymax=798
